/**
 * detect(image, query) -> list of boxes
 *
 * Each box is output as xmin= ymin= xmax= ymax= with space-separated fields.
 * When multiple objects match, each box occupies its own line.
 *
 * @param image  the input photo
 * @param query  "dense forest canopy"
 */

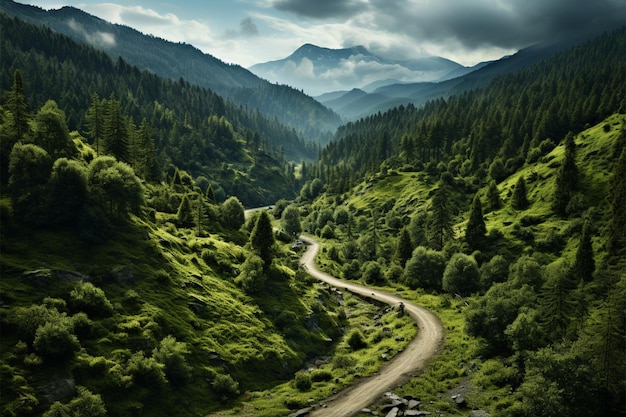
xmin=0 ymin=12 xmax=317 ymax=206
xmin=304 ymin=28 xmax=625 ymax=194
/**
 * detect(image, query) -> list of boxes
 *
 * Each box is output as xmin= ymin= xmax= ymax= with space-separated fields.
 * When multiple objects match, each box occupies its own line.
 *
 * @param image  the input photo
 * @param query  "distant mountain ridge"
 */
xmin=0 ymin=0 xmax=341 ymax=140
xmin=315 ymin=31 xmax=618 ymax=120
xmin=249 ymin=43 xmax=464 ymax=95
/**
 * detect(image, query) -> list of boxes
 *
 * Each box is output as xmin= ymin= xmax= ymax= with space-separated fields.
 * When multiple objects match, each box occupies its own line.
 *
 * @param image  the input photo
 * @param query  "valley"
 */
xmin=0 ymin=1 xmax=625 ymax=417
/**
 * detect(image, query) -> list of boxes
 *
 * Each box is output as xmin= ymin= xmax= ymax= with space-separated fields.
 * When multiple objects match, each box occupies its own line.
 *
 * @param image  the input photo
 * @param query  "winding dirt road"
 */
xmin=299 ymin=235 xmax=444 ymax=417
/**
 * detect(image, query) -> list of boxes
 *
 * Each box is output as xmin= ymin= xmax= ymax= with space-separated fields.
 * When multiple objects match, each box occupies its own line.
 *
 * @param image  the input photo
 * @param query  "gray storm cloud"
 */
xmin=272 ymin=0 xmax=625 ymax=50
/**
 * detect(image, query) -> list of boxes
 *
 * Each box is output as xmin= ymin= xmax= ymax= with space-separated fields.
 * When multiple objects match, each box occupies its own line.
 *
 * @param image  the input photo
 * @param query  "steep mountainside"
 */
xmin=0 ymin=0 xmax=341 ymax=140
xmin=249 ymin=43 xmax=463 ymax=95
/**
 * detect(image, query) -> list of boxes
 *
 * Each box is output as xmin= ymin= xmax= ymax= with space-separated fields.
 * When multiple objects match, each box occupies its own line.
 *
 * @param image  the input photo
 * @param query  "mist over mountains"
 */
xmin=249 ymin=43 xmax=468 ymax=96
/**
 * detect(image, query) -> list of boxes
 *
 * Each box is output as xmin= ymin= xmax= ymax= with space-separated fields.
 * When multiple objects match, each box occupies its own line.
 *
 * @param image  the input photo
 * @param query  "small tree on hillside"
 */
xmin=176 ymin=194 xmax=193 ymax=227
xmin=511 ymin=176 xmax=529 ymax=210
xmin=396 ymin=227 xmax=413 ymax=267
xmin=572 ymin=221 xmax=594 ymax=282
xmin=221 ymin=196 xmax=245 ymax=230
xmin=282 ymin=205 xmax=302 ymax=239
xmin=552 ymin=132 xmax=578 ymax=216
xmin=250 ymin=210 xmax=275 ymax=268
xmin=465 ymin=193 xmax=487 ymax=251
xmin=442 ymin=253 xmax=480 ymax=295
xmin=428 ymin=181 xmax=454 ymax=250
xmin=486 ymin=179 xmax=502 ymax=211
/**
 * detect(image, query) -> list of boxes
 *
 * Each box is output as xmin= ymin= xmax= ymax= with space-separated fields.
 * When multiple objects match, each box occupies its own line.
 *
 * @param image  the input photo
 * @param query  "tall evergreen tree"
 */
xmin=137 ymin=119 xmax=159 ymax=181
xmin=103 ymin=93 xmax=129 ymax=162
xmin=511 ymin=176 xmax=529 ymax=210
xmin=552 ymin=132 xmax=578 ymax=216
xmin=396 ymin=227 xmax=413 ymax=267
xmin=250 ymin=210 xmax=275 ymax=269
xmin=465 ymin=193 xmax=487 ymax=251
xmin=486 ymin=179 xmax=502 ymax=212
xmin=176 ymin=194 xmax=193 ymax=227
xmin=85 ymin=92 xmax=104 ymax=154
xmin=7 ymin=69 xmax=30 ymax=141
xmin=428 ymin=181 xmax=454 ymax=250
xmin=572 ymin=221 xmax=595 ymax=282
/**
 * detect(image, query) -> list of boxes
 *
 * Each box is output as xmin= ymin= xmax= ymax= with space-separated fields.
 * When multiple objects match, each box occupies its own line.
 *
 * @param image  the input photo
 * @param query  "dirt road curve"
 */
xmin=299 ymin=235 xmax=445 ymax=417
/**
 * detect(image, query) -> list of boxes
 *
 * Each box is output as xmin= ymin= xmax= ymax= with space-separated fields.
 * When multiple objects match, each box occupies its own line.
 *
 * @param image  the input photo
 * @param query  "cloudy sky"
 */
xmin=19 ymin=0 xmax=626 ymax=68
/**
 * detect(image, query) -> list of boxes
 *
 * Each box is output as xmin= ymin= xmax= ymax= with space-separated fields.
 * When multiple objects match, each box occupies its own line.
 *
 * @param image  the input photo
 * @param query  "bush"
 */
xmin=362 ymin=261 xmax=384 ymax=284
xmin=311 ymin=369 xmax=333 ymax=382
xmin=152 ymin=335 xmax=191 ymax=385
xmin=33 ymin=321 xmax=80 ymax=360
xmin=235 ymin=254 xmax=265 ymax=294
xmin=442 ymin=253 xmax=480 ymax=295
xmin=332 ymin=354 xmax=357 ymax=370
xmin=43 ymin=386 xmax=106 ymax=417
xmin=293 ymin=371 xmax=312 ymax=391
xmin=69 ymin=283 xmax=113 ymax=317
xmin=346 ymin=329 xmax=367 ymax=350
xmin=126 ymin=352 xmax=166 ymax=388
xmin=212 ymin=373 xmax=239 ymax=399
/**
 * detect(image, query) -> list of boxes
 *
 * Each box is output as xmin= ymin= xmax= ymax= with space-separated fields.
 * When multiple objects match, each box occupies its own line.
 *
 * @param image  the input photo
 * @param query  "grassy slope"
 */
xmin=313 ymin=113 xmax=624 ymax=416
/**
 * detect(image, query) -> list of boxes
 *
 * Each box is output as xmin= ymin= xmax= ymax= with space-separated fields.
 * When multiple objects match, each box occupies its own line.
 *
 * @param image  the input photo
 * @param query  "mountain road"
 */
xmin=299 ymin=235 xmax=445 ymax=417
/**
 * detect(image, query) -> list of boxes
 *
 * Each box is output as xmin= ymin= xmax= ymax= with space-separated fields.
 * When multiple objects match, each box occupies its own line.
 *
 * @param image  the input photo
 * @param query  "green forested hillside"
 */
xmin=0 ymin=12 xmax=316 ymax=206
xmin=308 ymin=28 xmax=625 ymax=194
xmin=0 ymin=0 xmax=342 ymax=141
xmin=294 ymin=28 xmax=626 ymax=417
xmin=1 ymin=6 xmax=625 ymax=417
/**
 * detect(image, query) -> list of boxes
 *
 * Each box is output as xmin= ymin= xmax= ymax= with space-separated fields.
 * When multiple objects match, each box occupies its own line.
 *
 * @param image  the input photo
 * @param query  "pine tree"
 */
xmin=137 ymin=119 xmax=159 ymax=181
xmin=250 ymin=210 xmax=275 ymax=269
xmin=85 ymin=92 xmax=104 ymax=154
xmin=572 ymin=221 xmax=595 ymax=282
xmin=205 ymin=184 xmax=216 ymax=204
xmin=552 ymin=132 xmax=578 ymax=216
xmin=511 ymin=176 xmax=529 ymax=210
xmin=7 ymin=69 xmax=30 ymax=141
xmin=465 ymin=193 xmax=487 ymax=251
xmin=428 ymin=181 xmax=454 ymax=250
xmin=176 ymin=194 xmax=193 ymax=227
xmin=103 ymin=93 xmax=129 ymax=162
xmin=396 ymin=227 xmax=413 ymax=267
xmin=486 ymin=180 xmax=502 ymax=211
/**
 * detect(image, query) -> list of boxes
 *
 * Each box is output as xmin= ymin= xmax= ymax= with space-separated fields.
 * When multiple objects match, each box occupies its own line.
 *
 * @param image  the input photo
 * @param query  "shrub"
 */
xmin=320 ymin=224 xmax=335 ymax=239
xmin=346 ymin=329 xmax=367 ymax=350
xmin=43 ymin=386 xmax=106 ymax=417
xmin=293 ymin=371 xmax=312 ymax=391
xmin=442 ymin=253 xmax=480 ymax=295
xmin=235 ymin=254 xmax=265 ymax=294
xmin=33 ymin=321 xmax=80 ymax=360
xmin=126 ymin=352 xmax=166 ymax=388
xmin=152 ymin=335 xmax=191 ymax=385
xmin=362 ymin=261 xmax=384 ymax=284
xmin=212 ymin=373 xmax=239 ymax=399
xmin=69 ymin=282 xmax=113 ymax=317
xmin=311 ymin=369 xmax=333 ymax=382
xmin=332 ymin=354 xmax=357 ymax=369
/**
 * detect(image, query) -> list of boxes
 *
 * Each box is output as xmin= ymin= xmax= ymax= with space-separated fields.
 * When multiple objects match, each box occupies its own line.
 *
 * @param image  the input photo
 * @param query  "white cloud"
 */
xmin=66 ymin=17 xmax=116 ymax=48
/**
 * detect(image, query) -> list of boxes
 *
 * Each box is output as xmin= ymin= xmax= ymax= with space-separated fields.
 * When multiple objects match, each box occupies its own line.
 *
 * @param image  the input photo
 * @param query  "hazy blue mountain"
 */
xmin=0 ymin=0 xmax=341 ymax=140
xmin=317 ymin=34 xmax=610 ymax=120
xmin=249 ymin=43 xmax=463 ymax=95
